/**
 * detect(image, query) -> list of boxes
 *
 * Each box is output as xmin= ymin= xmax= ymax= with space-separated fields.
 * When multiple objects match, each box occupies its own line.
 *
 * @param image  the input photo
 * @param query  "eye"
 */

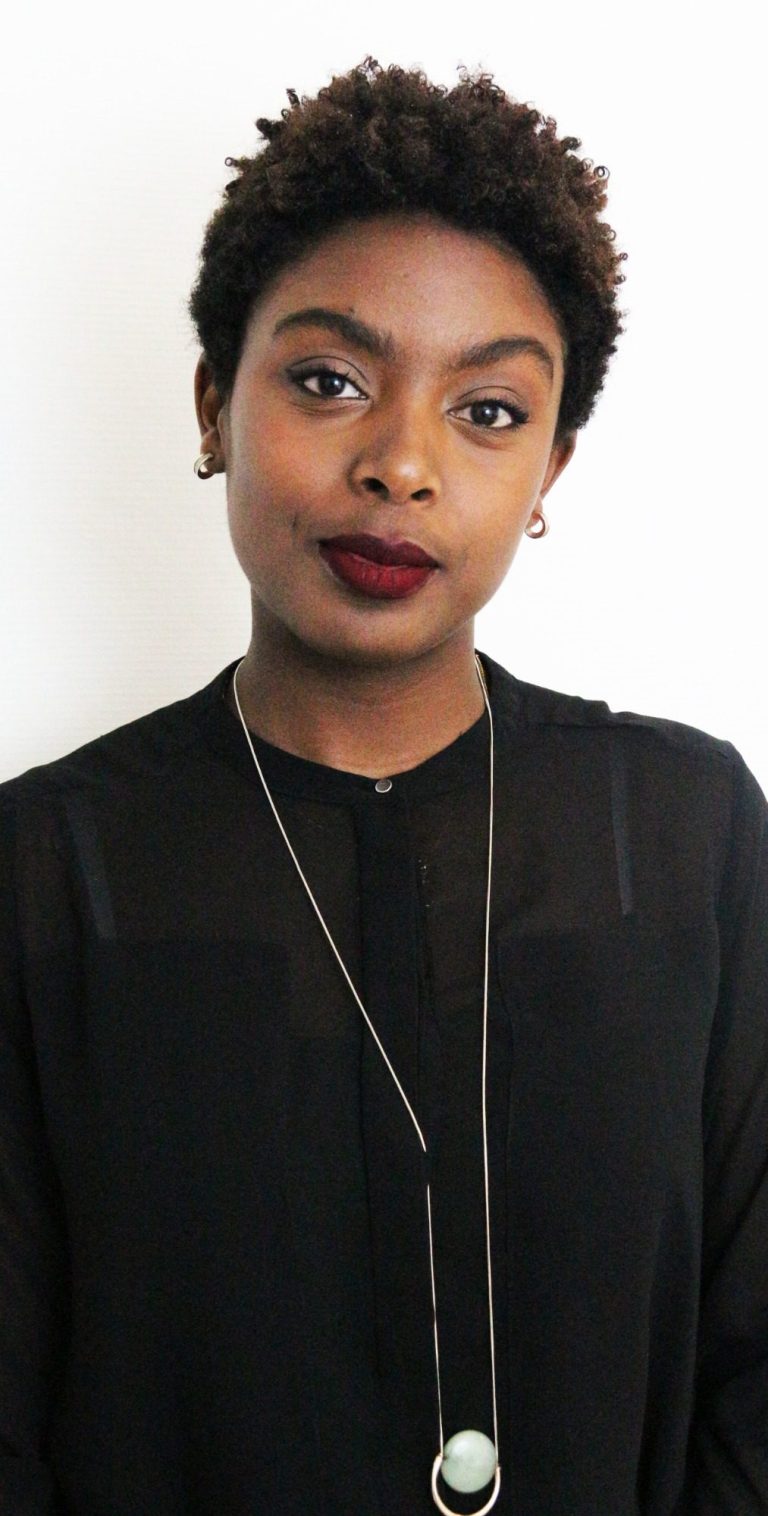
xmin=287 ymin=367 xmax=529 ymax=431
xmin=453 ymin=398 xmax=529 ymax=431
xmin=289 ymin=365 xmax=366 ymax=400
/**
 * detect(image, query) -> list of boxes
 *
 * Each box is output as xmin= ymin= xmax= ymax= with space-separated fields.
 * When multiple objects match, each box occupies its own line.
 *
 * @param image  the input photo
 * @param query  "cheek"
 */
xmin=225 ymin=446 xmax=300 ymax=558
xmin=225 ymin=478 xmax=280 ymax=587
xmin=461 ymin=509 xmax=525 ymax=598
xmin=490 ymin=521 xmax=525 ymax=585
xmin=225 ymin=473 xmax=320 ymax=611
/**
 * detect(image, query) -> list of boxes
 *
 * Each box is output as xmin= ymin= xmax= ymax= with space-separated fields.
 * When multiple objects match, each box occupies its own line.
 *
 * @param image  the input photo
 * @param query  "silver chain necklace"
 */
xmin=231 ymin=651 xmax=501 ymax=1515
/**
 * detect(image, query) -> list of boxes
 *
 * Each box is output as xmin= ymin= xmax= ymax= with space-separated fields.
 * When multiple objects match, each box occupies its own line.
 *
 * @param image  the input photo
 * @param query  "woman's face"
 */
xmin=195 ymin=211 xmax=576 ymax=668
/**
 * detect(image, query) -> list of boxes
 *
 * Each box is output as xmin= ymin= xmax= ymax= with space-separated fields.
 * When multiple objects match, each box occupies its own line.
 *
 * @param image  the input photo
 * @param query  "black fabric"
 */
xmin=1 ymin=649 xmax=767 ymax=1515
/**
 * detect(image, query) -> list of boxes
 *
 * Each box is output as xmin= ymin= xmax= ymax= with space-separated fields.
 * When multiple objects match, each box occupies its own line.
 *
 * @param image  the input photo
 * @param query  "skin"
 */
xmin=194 ymin=210 xmax=577 ymax=777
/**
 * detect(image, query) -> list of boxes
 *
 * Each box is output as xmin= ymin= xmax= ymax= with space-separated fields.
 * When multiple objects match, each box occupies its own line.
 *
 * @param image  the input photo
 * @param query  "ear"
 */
xmin=542 ymin=431 xmax=577 ymax=497
xmin=194 ymin=355 xmax=228 ymax=448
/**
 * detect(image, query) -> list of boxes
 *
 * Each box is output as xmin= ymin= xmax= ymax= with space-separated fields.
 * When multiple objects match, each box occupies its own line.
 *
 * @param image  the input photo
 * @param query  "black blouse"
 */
xmin=1 ymin=650 xmax=766 ymax=1516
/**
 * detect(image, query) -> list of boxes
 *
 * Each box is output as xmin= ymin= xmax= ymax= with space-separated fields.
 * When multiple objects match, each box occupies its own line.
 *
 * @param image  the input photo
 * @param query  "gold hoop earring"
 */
xmin=194 ymin=452 xmax=216 ymax=479
xmin=525 ymin=508 xmax=549 ymax=539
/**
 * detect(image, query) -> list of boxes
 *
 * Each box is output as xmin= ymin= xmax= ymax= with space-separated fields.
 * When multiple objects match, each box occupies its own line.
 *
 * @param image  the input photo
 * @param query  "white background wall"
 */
xmin=2 ymin=0 xmax=765 ymax=788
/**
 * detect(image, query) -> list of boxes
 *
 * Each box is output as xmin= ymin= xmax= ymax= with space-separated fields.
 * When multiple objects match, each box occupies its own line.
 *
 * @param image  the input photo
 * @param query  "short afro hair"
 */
xmin=187 ymin=56 xmax=628 ymax=445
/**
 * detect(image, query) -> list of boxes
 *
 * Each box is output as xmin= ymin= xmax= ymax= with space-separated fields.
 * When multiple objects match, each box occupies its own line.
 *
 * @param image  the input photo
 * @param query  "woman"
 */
xmin=1 ymin=57 xmax=766 ymax=1516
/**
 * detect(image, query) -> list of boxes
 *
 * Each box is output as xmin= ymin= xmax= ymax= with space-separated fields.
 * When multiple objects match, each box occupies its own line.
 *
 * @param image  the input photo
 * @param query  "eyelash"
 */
xmin=288 ymin=366 xmax=529 ymax=432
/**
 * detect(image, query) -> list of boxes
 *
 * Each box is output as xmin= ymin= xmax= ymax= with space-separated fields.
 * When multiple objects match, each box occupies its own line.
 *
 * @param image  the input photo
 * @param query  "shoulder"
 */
xmin=0 ymin=671 xmax=222 ymax=823
xmin=487 ymin=652 xmax=742 ymax=768
xmin=484 ymin=655 xmax=766 ymax=863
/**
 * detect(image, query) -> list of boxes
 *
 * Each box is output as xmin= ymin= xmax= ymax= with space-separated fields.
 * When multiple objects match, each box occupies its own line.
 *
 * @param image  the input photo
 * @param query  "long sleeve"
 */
xmin=0 ymin=795 xmax=69 ymax=1515
xmin=675 ymin=747 xmax=768 ymax=1512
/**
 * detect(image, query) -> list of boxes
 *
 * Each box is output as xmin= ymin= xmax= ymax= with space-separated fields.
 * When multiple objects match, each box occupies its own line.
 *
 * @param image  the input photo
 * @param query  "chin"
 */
xmin=287 ymin=612 xmax=453 ymax=670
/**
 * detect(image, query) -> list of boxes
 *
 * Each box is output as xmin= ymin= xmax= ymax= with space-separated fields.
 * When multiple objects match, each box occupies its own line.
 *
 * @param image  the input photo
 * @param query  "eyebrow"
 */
xmin=272 ymin=306 xmax=555 ymax=384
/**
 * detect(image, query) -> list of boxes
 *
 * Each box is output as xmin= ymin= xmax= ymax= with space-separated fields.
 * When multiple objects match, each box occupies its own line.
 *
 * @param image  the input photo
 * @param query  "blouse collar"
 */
xmin=191 ymin=649 xmax=525 ymax=803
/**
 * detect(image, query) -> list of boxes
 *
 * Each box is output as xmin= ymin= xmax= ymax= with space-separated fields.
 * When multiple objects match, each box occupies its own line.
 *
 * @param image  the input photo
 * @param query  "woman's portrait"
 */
xmin=1 ymin=14 xmax=765 ymax=1516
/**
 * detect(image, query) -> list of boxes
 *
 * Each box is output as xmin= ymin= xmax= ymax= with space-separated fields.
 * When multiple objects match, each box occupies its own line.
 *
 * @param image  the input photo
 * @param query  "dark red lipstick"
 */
xmin=318 ymin=533 xmax=439 ymax=600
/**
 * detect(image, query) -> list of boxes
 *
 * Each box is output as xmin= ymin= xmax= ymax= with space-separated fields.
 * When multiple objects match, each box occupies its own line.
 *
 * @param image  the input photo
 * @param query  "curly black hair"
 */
xmin=187 ymin=56 xmax=628 ymax=445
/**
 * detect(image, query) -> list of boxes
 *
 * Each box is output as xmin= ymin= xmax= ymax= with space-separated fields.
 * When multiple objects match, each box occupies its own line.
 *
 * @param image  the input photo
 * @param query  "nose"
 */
xmin=348 ymin=399 xmax=441 ymax=507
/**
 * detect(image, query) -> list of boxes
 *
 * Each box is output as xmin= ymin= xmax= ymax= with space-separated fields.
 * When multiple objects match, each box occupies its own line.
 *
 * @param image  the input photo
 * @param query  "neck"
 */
xmin=225 ymin=615 xmax=486 ymax=778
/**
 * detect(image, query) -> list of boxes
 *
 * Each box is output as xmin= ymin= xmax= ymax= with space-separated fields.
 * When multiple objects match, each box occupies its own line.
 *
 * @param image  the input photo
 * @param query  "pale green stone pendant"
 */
xmin=431 ymin=1429 xmax=501 ymax=1514
xmin=231 ymin=653 xmax=503 ymax=1516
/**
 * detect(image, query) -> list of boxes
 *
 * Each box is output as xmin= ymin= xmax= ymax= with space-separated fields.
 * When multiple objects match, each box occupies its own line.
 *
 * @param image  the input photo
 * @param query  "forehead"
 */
xmin=247 ymin=211 xmax=565 ymax=371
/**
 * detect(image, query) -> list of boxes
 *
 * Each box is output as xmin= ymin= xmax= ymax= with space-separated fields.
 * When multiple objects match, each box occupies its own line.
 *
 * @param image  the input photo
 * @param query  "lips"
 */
xmin=318 ymin=538 xmax=438 ymax=601
xmin=319 ymin=533 xmax=438 ymax=567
